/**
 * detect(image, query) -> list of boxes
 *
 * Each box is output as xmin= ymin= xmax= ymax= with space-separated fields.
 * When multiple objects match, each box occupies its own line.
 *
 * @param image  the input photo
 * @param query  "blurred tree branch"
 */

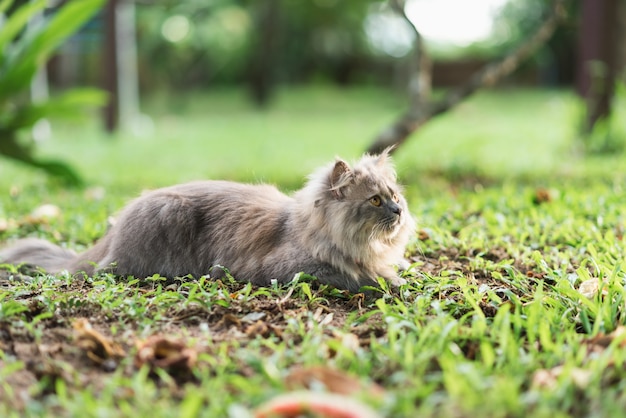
xmin=367 ymin=0 xmax=568 ymax=155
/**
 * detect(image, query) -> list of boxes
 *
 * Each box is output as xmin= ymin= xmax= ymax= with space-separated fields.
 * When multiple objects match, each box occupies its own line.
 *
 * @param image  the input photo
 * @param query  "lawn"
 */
xmin=1 ymin=85 xmax=626 ymax=417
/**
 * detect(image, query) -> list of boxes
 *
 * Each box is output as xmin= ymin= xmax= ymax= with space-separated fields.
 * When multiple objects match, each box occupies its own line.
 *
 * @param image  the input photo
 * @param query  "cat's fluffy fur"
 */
xmin=0 ymin=150 xmax=415 ymax=292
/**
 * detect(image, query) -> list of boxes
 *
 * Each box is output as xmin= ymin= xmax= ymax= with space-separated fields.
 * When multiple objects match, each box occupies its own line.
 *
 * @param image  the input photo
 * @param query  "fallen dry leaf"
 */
xmin=73 ymin=319 xmax=125 ymax=367
xmin=418 ymin=229 xmax=430 ymax=241
xmin=214 ymin=313 xmax=242 ymax=330
xmin=253 ymin=390 xmax=382 ymax=418
xmin=347 ymin=293 xmax=366 ymax=311
xmin=525 ymin=270 xmax=546 ymax=279
xmin=337 ymin=332 xmax=360 ymax=352
xmin=533 ymin=188 xmax=553 ymax=205
xmin=531 ymin=365 xmax=592 ymax=390
xmin=616 ymin=225 xmax=624 ymax=241
xmin=246 ymin=320 xmax=270 ymax=338
xmin=285 ymin=366 xmax=384 ymax=398
xmin=584 ymin=326 xmax=626 ymax=352
xmin=325 ymin=331 xmax=362 ymax=359
xmin=578 ymin=278 xmax=608 ymax=299
xmin=312 ymin=307 xmax=334 ymax=327
xmin=27 ymin=204 xmax=61 ymax=224
xmin=532 ymin=368 xmax=557 ymax=390
xmin=134 ymin=335 xmax=197 ymax=374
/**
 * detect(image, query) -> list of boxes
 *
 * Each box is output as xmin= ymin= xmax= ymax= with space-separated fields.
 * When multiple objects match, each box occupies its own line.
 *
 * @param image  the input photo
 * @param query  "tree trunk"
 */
xmin=576 ymin=0 xmax=618 ymax=134
xmin=103 ymin=0 xmax=119 ymax=133
xmin=247 ymin=0 xmax=280 ymax=107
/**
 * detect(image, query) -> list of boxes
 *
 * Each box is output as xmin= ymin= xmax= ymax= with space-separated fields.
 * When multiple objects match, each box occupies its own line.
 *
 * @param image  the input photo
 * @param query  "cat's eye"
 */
xmin=392 ymin=193 xmax=399 ymax=203
xmin=369 ymin=195 xmax=382 ymax=207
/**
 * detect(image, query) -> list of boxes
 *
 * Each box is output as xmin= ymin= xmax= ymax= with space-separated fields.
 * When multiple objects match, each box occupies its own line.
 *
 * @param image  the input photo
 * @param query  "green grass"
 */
xmin=1 ymin=85 xmax=626 ymax=417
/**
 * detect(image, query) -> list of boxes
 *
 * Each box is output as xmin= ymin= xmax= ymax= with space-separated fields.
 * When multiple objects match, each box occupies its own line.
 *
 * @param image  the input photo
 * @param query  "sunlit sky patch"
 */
xmin=406 ymin=0 xmax=508 ymax=46
xmin=365 ymin=0 xmax=509 ymax=57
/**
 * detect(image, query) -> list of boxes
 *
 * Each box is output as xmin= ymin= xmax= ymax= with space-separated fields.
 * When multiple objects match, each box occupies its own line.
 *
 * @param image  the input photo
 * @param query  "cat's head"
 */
xmin=314 ymin=148 xmax=414 ymax=243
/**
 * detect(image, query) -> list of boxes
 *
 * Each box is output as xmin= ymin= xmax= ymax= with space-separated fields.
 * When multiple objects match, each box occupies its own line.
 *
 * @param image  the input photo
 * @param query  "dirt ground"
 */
xmin=0 ymin=247 xmax=533 ymax=411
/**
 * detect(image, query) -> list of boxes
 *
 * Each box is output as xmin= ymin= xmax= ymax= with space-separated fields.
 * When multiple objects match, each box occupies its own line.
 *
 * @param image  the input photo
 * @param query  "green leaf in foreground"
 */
xmin=0 ymin=0 xmax=105 ymax=185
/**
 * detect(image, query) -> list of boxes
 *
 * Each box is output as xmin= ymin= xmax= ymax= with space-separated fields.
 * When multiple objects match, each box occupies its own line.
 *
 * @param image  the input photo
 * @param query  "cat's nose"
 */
xmin=390 ymin=203 xmax=402 ymax=216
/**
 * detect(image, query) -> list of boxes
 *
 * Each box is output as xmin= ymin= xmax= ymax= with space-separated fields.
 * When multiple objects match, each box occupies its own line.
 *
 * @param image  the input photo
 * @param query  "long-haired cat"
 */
xmin=0 ymin=150 xmax=415 ymax=293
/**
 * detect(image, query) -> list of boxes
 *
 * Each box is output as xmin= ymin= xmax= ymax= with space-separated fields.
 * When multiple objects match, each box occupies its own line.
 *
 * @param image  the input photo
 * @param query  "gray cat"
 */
xmin=0 ymin=150 xmax=415 ymax=293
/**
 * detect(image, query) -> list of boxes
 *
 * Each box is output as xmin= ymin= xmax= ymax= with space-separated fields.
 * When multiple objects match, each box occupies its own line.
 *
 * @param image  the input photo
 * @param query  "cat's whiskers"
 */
xmin=368 ymin=220 xmax=394 ymax=242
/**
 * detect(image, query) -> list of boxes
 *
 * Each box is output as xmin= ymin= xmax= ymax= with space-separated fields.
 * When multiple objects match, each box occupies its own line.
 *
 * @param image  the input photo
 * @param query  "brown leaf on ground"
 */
xmin=285 ymin=366 xmax=384 ymax=398
xmin=615 ymin=225 xmax=624 ymax=241
xmin=73 ymin=319 xmax=124 ymax=367
xmin=347 ymin=293 xmax=365 ymax=311
xmin=214 ymin=313 xmax=242 ymax=330
xmin=417 ymin=229 xmax=430 ymax=241
xmin=534 ymin=327 xmax=626 ymax=391
xmin=330 ymin=331 xmax=361 ymax=353
xmin=584 ymin=326 xmax=626 ymax=353
xmin=24 ymin=204 xmax=62 ymax=225
xmin=531 ymin=365 xmax=592 ymax=390
xmin=134 ymin=335 xmax=197 ymax=373
xmin=245 ymin=320 xmax=272 ymax=338
xmin=578 ymin=278 xmax=608 ymax=299
xmin=532 ymin=188 xmax=552 ymax=205
xmin=254 ymin=390 xmax=382 ymax=418
xmin=525 ymin=270 xmax=546 ymax=279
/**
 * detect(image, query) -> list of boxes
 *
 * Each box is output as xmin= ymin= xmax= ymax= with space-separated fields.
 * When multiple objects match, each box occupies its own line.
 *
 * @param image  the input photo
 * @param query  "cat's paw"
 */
xmin=387 ymin=275 xmax=407 ymax=288
xmin=396 ymin=258 xmax=413 ymax=272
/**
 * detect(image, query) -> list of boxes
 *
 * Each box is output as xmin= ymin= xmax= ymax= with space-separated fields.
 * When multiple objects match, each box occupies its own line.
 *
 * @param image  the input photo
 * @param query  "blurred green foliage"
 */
xmin=134 ymin=0 xmax=579 ymax=97
xmin=136 ymin=0 xmax=378 ymax=91
xmin=483 ymin=0 xmax=577 ymax=85
xmin=5 ymin=86 xmax=622 ymax=195
xmin=0 ymin=0 xmax=106 ymax=185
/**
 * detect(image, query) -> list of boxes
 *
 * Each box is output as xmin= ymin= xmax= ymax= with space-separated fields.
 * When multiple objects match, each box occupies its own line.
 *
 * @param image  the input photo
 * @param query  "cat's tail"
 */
xmin=0 ymin=238 xmax=77 ymax=273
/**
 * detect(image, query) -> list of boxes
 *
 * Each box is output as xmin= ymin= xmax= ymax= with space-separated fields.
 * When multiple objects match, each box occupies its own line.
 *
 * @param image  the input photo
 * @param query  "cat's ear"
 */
xmin=376 ymin=146 xmax=395 ymax=166
xmin=330 ymin=159 xmax=352 ymax=198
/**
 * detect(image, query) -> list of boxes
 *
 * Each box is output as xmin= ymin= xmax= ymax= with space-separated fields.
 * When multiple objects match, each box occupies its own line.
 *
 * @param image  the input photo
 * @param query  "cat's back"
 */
xmin=137 ymin=180 xmax=291 ymax=207
xmin=101 ymin=179 xmax=295 ymax=278
xmin=118 ymin=180 xmax=293 ymax=236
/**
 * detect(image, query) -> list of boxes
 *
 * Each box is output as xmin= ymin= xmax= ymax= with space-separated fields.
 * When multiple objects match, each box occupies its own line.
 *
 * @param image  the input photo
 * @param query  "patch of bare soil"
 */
xmin=0 ymin=275 xmax=385 ymax=410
